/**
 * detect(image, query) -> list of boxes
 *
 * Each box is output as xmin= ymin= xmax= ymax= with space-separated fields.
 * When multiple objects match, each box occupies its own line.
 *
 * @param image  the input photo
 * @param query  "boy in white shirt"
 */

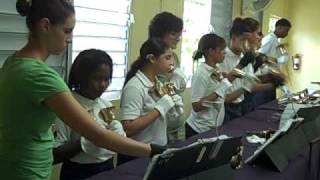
xmin=259 ymin=18 xmax=291 ymax=64
xmin=255 ymin=18 xmax=292 ymax=106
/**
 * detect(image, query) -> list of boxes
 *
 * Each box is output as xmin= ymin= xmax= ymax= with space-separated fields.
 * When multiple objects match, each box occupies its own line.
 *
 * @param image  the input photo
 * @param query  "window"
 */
xmin=268 ymin=15 xmax=281 ymax=33
xmin=180 ymin=0 xmax=213 ymax=87
xmin=72 ymin=0 xmax=132 ymax=100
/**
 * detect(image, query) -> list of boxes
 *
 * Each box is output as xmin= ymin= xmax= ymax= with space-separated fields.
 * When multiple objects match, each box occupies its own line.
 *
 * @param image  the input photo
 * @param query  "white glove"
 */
xmin=171 ymin=94 xmax=183 ymax=107
xmin=215 ymin=78 xmax=232 ymax=97
xmin=154 ymin=94 xmax=175 ymax=118
xmin=171 ymin=94 xmax=184 ymax=115
xmin=259 ymin=65 xmax=271 ymax=75
xmin=170 ymin=68 xmax=187 ymax=92
xmin=242 ymin=79 xmax=254 ymax=92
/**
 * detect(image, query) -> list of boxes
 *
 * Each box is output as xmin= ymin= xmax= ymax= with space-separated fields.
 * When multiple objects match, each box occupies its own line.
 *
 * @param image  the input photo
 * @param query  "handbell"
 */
xmin=232 ymin=68 xmax=246 ymax=78
xmin=100 ymin=106 xmax=116 ymax=124
xmin=278 ymin=44 xmax=288 ymax=56
xmin=230 ymin=145 xmax=244 ymax=170
xmin=210 ymin=68 xmax=224 ymax=81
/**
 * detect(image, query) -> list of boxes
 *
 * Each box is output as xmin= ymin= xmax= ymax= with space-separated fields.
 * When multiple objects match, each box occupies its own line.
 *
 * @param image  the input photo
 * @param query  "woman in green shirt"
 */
xmin=0 ymin=0 xmax=163 ymax=179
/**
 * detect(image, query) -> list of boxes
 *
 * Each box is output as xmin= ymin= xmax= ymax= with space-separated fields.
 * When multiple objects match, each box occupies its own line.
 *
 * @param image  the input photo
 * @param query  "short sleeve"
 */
xmin=54 ymin=118 xmax=71 ymax=148
xmin=22 ymin=65 xmax=69 ymax=104
xmin=191 ymin=72 xmax=207 ymax=103
xmin=259 ymin=34 xmax=275 ymax=54
xmin=120 ymin=85 xmax=144 ymax=120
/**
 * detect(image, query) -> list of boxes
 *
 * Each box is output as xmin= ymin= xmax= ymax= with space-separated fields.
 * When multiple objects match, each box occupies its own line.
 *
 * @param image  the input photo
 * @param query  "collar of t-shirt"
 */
xmin=226 ymin=47 xmax=243 ymax=59
xmin=200 ymin=62 xmax=215 ymax=72
xmin=72 ymin=92 xmax=100 ymax=111
xmin=136 ymin=70 xmax=154 ymax=88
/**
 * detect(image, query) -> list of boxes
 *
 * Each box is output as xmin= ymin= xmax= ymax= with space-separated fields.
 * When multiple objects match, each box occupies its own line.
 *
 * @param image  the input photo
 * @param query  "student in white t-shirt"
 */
xmin=118 ymin=38 xmax=183 ymax=164
xmin=53 ymin=49 xmax=126 ymax=180
xmin=219 ymin=17 xmax=276 ymax=122
xmin=255 ymin=18 xmax=292 ymax=106
xmin=185 ymin=33 xmax=240 ymax=138
xmin=259 ymin=18 xmax=291 ymax=64
xmin=148 ymin=12 xmax=186 ymax=143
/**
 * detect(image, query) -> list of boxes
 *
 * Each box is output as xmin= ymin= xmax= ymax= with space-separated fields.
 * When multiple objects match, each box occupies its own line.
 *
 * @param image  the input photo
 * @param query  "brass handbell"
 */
xmin=278 ymin=44 xmax=288 ymax=56
xmin=241 ymin=39 xmax=258 ymax=54
xmin=150 ymin=76 xmax=178 ymax=98
xmin=100 ymin=106 xmax=116 ymax=124
xmin=210 ymin=68 xmax=224 ymax=81
xmin=232 ymin=68 xmax=246 ymax=78
xmin=230 ymin=145 xmax=244 ymax=170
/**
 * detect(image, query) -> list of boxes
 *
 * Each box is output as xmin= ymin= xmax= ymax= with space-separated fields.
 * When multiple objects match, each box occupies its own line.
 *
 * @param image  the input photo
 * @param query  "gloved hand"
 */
xmin=150 ymin=144 xmax=167 ymax=157
xmin=171 ymin=94 xmax=184 ymax=115
xmin=215 ymin=78 xmax=232 ymax=97
xmin=241 ymin=79 xmax=254 ymax=92
xmin=154 ymin=94 xmax=175 ymax=118
xmin=170 ymin=68 xmax=187 ymax=93
xmin=238 ymin=51 xmax=255 ymax=68
xmin=171 ymin=94 xmax=183 ymax=107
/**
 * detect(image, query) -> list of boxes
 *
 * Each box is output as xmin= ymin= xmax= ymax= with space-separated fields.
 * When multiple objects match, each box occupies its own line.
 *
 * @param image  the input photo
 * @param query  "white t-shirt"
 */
xmin=218 ymin=47 xmax=254 ymax=103
xmin=186 ymin=63 xmax=226 ymax=133
xmin=258 ymin=33 xmax=289 ymax=64
xmin=54 ymin=92 xmax=126 ymax=164
xmin=120 ymin=70 xmax=168 ymax=146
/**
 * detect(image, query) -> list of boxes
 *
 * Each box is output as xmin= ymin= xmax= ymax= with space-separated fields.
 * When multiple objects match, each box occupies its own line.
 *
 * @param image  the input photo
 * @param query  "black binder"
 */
xmin=143 ymin=136 xmax=242 ymax=180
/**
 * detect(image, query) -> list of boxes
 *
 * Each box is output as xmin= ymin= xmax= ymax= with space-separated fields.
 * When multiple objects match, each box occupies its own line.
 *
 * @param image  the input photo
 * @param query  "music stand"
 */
xmin=143 ymin=136 xmax=242 ymax=180
xmin=245 ymin=118 xmax=308 ymax=172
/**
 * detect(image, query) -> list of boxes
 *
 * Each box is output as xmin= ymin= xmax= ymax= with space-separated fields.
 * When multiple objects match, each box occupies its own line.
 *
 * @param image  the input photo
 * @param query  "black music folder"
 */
xmin=143 ymin=135 xmax=242 ymax=180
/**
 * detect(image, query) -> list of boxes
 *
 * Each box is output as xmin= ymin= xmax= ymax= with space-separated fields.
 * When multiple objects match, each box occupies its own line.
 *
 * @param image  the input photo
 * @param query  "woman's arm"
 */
xmin=122 ymin=109 xmax=160 ymax=137
xmin=45 ymin=92 xmax=151 ymax=157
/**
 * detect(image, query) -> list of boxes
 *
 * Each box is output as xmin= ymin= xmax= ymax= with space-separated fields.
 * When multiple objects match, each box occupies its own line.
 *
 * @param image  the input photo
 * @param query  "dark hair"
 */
xmin=193 ymin=33 xmax=226 ymax=60
xmin=124 ymin=38 xmax=169 ymax=86
xmin=16 ymin=0 xmax=75 ymax=32
xmin=149 ymin=12 xmax=183 ymax=38
xmin=68 ymin=49 xmax=113 ymax=91
xmin=230 ymin=17 xmax=260 ymax=37
xmin=275 ymin=18 xmax=291 ymax=28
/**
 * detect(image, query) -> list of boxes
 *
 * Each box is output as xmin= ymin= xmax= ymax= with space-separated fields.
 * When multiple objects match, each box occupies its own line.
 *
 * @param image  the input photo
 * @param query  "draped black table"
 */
xmin=88 ymin=101 xmax=317 ymax=180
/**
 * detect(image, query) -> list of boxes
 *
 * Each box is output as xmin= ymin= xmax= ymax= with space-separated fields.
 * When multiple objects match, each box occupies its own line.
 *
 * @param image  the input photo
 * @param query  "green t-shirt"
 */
xmin=0 ymin=55 xmax=69 ymax=180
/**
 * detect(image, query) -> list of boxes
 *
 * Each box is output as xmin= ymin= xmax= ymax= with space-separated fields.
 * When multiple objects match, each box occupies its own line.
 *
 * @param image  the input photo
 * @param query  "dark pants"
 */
xmin=185 ymin=123 xmax=199 ymax=139
xmin=117 ymin=154 xmax=137 ymax=166
xmin=224 ymin=102 xmax=242 ymax=123
xmin=60 ymin=158 xmax=114 ymax=180
xmin=254 ymin=88 xmax=276 ymax=107
xmin=242 ymin=92 xmax=255 ymax=115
